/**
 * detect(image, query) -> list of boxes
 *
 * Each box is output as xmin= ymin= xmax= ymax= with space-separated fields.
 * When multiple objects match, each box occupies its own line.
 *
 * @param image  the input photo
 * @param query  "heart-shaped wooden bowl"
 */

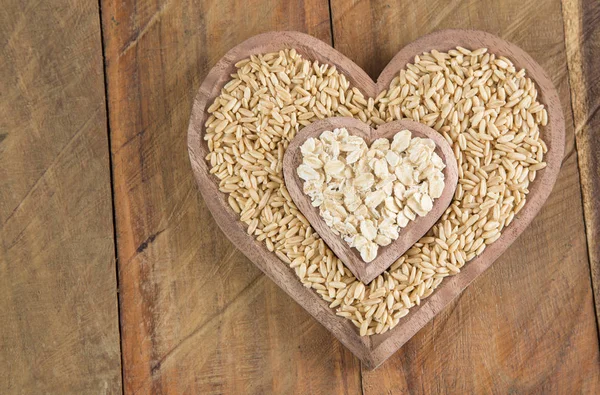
xmin=187 ymin=30 xmax=564 ymax=369
xmin=282 ymin=117 xmax=458 ymax=284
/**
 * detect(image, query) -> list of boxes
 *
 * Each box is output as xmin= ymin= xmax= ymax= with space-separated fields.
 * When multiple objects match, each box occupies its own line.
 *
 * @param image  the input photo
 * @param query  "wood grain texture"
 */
xmin=330 ymin=0 xmax=600 ymax=392
xmin=562 ymin=0 xmax=600 ymax=332
xmin=0 ymin=0 xmax=122 ymax=393
xmin=100 ymin=1 xmax=362 ymax=393
xmin=188 ymin=29 xmax=565 ymax=369
xmin=282 ymin=118 xmax=458 ymax=283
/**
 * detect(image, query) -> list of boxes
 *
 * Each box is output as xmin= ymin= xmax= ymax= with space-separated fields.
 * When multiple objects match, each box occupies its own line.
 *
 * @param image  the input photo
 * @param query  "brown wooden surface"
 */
xmin=282 ymin=117 xmax=458 ymax=283
xmin=101 ymin=1 xmax=362 ymax=394
xmin=0 ymin=0 xmax=122 ymax=393
xmin=329 ymin=0 xmax=600 ymax=392
xmin=562 ymin=0 xmax=600 ymax=333
xmin=2 ymin=0 xmax=600 ymax=393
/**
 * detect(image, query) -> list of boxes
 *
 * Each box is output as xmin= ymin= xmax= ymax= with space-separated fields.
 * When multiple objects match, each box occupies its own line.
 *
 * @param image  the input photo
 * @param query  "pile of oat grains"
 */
xmin=204 ymin=46 xmax=548 ymax=336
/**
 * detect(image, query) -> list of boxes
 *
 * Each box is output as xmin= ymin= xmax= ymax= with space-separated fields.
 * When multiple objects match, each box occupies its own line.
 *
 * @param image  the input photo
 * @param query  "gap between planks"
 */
xmin=97 ymin=0 xmax=126 ymax=393
xmin=326 ymin=2 xmax=365 ymax=389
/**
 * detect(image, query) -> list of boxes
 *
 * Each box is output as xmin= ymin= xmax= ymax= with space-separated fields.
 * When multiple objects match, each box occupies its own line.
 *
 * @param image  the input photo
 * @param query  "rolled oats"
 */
xmin=298 ymin=128 xmax=446 ymax=262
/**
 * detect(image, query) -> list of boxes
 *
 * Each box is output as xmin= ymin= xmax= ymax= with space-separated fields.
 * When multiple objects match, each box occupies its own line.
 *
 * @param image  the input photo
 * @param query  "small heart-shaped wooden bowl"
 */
xmin=188 ymin=29 xmax=565 ymax=369
xmin=282 ymin=117 xmax=458 ymax=284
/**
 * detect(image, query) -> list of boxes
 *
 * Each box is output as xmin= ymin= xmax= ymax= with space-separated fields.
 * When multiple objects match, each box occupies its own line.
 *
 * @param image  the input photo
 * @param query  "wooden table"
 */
xmin=1 ymin=0 xmax=599 ymax=393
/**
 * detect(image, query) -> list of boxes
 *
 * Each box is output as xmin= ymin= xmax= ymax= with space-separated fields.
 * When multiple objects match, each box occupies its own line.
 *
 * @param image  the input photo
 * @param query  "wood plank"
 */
xmin=100 ymin=1 xmax=362 ymax=393
xmin=0 ymin=1 xmax=122 ymax=393
xmin=562 ymin=0 xmax=600 ymax=331
xmin=329 ymin=0 xmax=600 ymax=392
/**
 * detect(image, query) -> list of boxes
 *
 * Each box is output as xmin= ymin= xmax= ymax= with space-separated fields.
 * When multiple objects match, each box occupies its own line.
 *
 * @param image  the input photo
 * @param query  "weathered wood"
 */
xmin=0 ymin=1 xmax=121 ymax=393
xmin=330 ymin=0 xmax=600 ymax=391
xmin=100 ymin=1 xmax=363 ymax=393
xmin=562 ymin=0 xmax=600 ymax=333
xmin=282 ymin=117 xmax=458 ymax=283
xmin=188 ymin=29 xmax=565 ymax=369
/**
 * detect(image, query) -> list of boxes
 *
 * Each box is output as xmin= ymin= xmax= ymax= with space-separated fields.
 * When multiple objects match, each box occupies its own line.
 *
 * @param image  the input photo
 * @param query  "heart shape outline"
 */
xmin=187 ymin=30 xmax=565 ymax=369
xmin=282 ymin=117 xmax=459 ymax=284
